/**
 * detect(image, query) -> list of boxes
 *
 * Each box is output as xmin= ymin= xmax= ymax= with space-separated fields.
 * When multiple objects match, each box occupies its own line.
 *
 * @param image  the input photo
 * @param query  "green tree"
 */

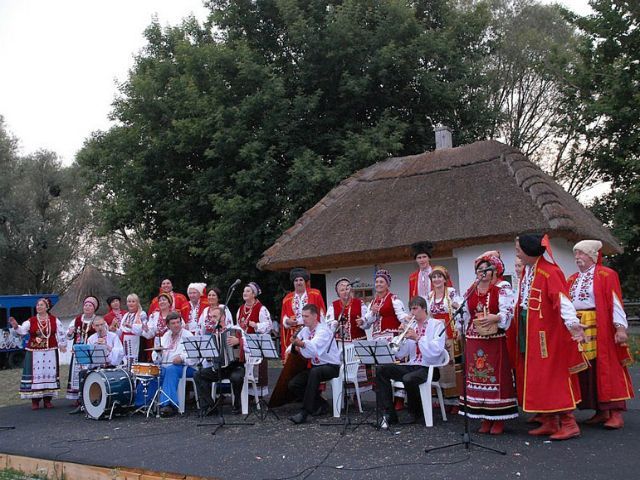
xmin=0 ymin=119 xmax=91 ymax=293
xmin=78 ymin=0 xmax=499 ymax=308
xmin=567 ymin=0 xmax=640 ymax=297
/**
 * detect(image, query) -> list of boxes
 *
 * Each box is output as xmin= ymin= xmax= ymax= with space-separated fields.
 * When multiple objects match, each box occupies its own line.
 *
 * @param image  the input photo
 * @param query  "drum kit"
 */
xmin=81 ymin=346 xmax=168 ymax=420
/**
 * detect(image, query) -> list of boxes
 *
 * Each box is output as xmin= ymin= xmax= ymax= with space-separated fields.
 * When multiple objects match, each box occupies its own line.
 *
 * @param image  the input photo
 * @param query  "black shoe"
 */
xmin=377 ymin=413 xmax=398 ymax=430
xmin=68 ymin=405 xmax=83 ymax=415
xmin=289 ymin=411 xmax=308 ymax=424
xmin=311 ymin=401 xmax=330 ymax=417
xmin=402 ymin=412 xmax=424 ymax=425
xmin=199 ymin=405 xmax=217 ymax=417
xmin=231 ymin=406 xmax=241 ymax=415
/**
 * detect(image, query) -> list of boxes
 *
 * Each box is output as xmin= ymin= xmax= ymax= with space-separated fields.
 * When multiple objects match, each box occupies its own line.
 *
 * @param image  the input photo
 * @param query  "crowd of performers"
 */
xmin=9 ymin=233 xmax=634 ymax=440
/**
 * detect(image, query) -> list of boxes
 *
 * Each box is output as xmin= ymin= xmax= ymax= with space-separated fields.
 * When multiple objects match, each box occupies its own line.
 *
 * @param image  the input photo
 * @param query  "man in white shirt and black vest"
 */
xmin=288 ymin=304 xmax=341 ymax=424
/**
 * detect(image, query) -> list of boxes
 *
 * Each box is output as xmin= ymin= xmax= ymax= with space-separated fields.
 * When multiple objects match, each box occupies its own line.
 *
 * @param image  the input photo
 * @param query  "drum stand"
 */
xmin=147 ymin=373 xmax=180 ymax=419
xmin=132 ymin=375 xmax=157 ymax=417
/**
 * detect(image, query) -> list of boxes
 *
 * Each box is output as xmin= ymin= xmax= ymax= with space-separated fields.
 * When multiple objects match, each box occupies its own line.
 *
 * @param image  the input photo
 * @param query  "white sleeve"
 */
xmin=225 ymin=306 xmax=234 ymax=328
xmin=560 ymin=293 xmax=580 ymax=328
xmin=14 ymin=320 xmax=30 ymax=336
xmin=300 ymin=327 xmax=332 ymax=360
xmin=182 ymin=333 xmax=195 ymax=366
xmin=137 ymin=314 xmax=156 ymax=339
xmin=325 ymin=304 xmax=335 ymax=324
xmin=418 ymin=321 xmax=446 ymax=364
xmin=360 ymin=301 xmax=368 ymax=320
xmin=56 ymin=319 xmax=67 ymax=347
xmin=257 ymin=306 xmax=272 ymax=334
xmin=109 ymin=336 xmax=124 ymax=365
xmin=362 ymin=303 xmax=376 ymax=329
xmin=392 ymin=297 xmax=410 ymax=322
xmin=497 ymin=284 xmax=515 ymax=330
xmin=612 ymin=293 xmax=628 ymax=328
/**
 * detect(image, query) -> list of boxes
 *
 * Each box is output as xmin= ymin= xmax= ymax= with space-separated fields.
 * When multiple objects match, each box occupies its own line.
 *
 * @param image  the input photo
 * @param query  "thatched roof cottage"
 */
xmin=258 ymin=136 xmax=620 ymax=303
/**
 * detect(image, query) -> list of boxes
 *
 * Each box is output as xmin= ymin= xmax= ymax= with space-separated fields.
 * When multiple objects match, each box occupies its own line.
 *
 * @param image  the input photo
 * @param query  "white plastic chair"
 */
xmin=330 ymin=343 xmax=364 ymax=415
xmin=245 ymin=355 xmax=262 ymax=410
xmin=177 ymin=365 xmax=199 ymax=414
xmin=211 ymin=367 xmax=250 ymax=415
xmin=391 ymin=352 xmax=450 ymax=427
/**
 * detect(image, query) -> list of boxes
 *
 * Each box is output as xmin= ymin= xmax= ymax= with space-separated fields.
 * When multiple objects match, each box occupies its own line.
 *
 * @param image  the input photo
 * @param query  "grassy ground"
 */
xmin=0 ymin=469 xmax=48 ymax=480
xmin=0 ymin=365 xmax=70 ymax=408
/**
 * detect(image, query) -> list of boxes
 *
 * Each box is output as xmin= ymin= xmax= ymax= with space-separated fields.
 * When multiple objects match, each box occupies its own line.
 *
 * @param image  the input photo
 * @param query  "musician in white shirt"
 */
xmin=376 ymin=296 xmax=447 ymax=428
xmin=157 ymin=312 xmax=195 ymax=417
xmin=71 ymin=316 xmax=125 ymax=414
xmin=288 ymin=304 xmax=341 ymax=424
xmin=193 ymin=306 xmax=249 ymax=416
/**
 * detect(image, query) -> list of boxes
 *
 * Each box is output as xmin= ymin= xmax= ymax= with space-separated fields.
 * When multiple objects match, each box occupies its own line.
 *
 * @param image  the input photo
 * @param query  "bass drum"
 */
xmin=82 ymin=368 xmax=134 ymax=420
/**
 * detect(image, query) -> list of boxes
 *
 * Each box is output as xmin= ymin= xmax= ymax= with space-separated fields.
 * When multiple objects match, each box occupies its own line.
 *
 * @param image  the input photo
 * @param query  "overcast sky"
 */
xmin=0 ymin=0 xmax=592 ymax=166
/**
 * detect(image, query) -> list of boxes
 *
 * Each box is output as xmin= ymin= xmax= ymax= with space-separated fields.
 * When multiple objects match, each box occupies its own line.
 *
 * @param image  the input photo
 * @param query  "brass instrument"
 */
xmin=389 ymin=317 xmax=418 ymax=354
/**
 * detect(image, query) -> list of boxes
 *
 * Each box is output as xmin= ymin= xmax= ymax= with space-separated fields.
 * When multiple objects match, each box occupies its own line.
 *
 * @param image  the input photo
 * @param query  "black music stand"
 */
xmin=424 ymin=276 xmax=506 ymax=456
xmin=352 ymin=340 xmax=396 ymax=430
xmin=245 ymin=333 xmax=280 ymax=421
xmin=197 ymin=328 xmax=255 ymax=434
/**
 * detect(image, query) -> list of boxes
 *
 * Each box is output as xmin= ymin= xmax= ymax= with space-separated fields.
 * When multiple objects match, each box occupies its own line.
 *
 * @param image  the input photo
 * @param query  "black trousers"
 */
xmin=288 ymin=364 xmax=340 ymax=414
xmin=193 ymin=362 xmax=245 ymax=408
xmin=376 ymin=364 xmax=439 ymax=415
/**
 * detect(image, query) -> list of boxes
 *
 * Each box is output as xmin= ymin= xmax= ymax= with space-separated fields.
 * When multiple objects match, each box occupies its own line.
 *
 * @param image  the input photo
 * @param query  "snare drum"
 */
xmin=131 ymin=362 xmax=160 ymax=377
xmin=82 ymin=368 xmax=134 ymax=420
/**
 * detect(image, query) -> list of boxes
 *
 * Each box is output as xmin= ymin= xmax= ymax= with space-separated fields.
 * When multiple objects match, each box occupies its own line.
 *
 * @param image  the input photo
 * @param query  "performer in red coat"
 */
xmin=280 ymin=268 xmax=326 ymax=359
xmin=408 ymin=241 xmax=434 ymax=301
xmin=511 ymin=233 xmax=588 ymax=441
xmin=148 ymin=278 xmax=189 ymax=320
xmin=567 ymin=240 xmax=634 ymax=429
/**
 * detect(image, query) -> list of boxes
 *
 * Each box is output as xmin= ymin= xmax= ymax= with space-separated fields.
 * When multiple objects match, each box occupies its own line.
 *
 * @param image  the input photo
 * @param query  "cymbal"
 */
xmin=144 ymin=346 xmax=167 ymax=351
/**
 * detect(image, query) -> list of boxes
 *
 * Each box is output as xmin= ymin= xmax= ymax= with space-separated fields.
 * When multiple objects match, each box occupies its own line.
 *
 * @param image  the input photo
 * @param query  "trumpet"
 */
xmin=389 ymin=317 xmax=417 ymax=354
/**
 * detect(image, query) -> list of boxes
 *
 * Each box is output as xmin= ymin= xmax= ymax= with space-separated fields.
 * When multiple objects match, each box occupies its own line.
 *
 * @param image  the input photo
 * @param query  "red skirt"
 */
xmin=459 ymin=332 xmax=518 ymax=420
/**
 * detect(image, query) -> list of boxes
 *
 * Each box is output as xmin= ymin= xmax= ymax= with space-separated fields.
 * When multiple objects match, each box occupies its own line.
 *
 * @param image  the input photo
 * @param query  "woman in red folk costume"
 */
xmin=567 ymin=240 xmax=634 ymax=429
xmin=66 ymin=295 xmax=99 ymax=406
xmin=237 ymin=282 xmax=272 ymax=396
xmin=428 ymin=266 xmax=463 ymax=412
xmin=185 ymin=283 xmax=209 ymax=335
xmin=362 ymin=269 xmax=410 ymax=410
xmin=280 ymin=268 xmax=326 ymax=360
xmin=9 ymin=298 xmax=67 ymax=410
xmin=148 ymin=278 xmax=189 ymax=319
xmin=197 ymin=287 xmax=233 ymax=334
xmin=458 ymin=254 xmax=518 ymax=435
xmin=326 ymin=278 xmax=373 ymax=397
xmin=136 ymin=292 xmax=174 ymax=361
xmin=104 ymin=295 xmax=127 ymax=332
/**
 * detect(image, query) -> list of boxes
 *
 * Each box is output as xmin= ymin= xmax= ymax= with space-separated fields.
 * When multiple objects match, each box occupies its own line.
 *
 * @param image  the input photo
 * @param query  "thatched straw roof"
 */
xmin=258 ymin=140 xmax=621 ymax=271
xmin=50 ymin=265 xmax=120 ymax=318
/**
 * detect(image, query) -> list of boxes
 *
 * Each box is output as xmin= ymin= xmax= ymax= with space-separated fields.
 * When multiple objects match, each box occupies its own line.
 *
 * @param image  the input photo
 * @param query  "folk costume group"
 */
xmin=10 ymin=234 xmax=634 ymax=440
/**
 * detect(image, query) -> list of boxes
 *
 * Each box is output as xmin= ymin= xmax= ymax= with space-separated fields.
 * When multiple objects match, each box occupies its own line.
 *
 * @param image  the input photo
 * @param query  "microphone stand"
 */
xmin=320 ymin=308 xmax=356 ymax=435
xmin=198 ymin=280 xmax=254 ymax=434
xmin=425 ymin=273 xmax=506 ymax=456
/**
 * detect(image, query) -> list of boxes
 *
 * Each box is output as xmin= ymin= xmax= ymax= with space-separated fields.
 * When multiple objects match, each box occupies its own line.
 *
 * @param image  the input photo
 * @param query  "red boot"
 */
xmin=603 ymin=410 xmax=624 ymax=430
xmin=529 ymin=414 xmax=559 ymax=436
xmin=490 ymin=420 xmax=505 ymax=435
xmin=584 ymin=410 xmax=610 ymax=425
xmin=394 ymin=397 xmax=405 ymax=411
xmin=550 ymin=413 xmax=580 ymax=441
xmin=526 ymin=413 xmax=544 ymax=424
xmin=31 ymin=399 xmax=40 ymax=410
xmin=478 ymin=420 xmax=492 ymax=434
xmin=43 ymin=396 xmax=54 ymax=409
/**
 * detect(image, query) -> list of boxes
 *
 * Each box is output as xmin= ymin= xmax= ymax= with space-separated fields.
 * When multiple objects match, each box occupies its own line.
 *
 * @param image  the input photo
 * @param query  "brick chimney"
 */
xmin=434 ymin=124 xmax=452 ymax=150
